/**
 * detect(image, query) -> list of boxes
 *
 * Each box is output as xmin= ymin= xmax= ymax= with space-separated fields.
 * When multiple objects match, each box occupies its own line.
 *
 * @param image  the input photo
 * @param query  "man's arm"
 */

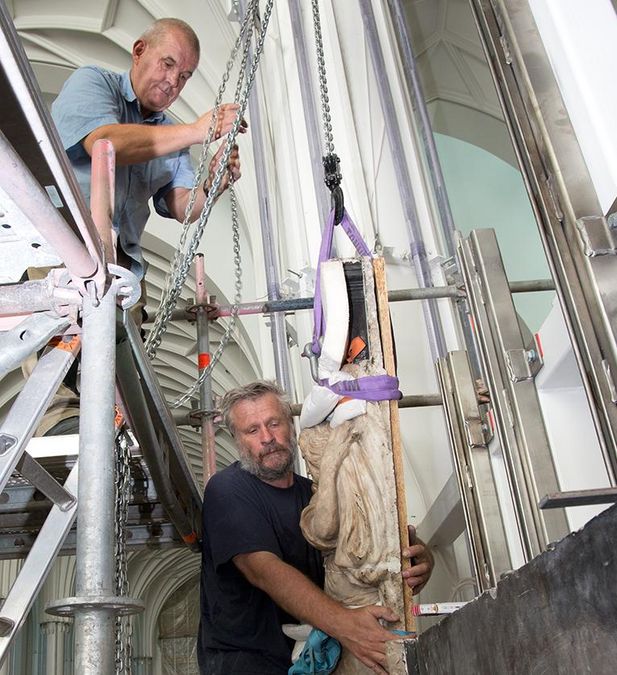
xmin=234 ymin=550 xmax=399 ymax=674
xmin=82 ymin=103 xmax=244 ymax=166
xmin=164 ymin=143 xmax=242 ymax=222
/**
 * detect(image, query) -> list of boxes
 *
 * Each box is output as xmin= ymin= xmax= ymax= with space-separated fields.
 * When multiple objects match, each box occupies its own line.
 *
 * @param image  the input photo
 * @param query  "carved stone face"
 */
xmin=230 ymin=393 xmax=296 ymax=484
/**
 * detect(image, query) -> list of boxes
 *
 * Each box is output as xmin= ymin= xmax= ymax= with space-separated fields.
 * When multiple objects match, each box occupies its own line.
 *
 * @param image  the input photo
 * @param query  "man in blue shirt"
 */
xmin=52 ymin=17 xmax=245 ymax=280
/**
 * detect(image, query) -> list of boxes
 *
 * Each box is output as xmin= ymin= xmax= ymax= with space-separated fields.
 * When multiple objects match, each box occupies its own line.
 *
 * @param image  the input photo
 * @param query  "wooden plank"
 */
xmin=372 ymin=256 xmax=415 ymax=632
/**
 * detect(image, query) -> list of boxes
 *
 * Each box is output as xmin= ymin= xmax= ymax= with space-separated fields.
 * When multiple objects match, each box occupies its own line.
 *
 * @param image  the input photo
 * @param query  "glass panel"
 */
xmin=435 ymin=133 xmax=555 ymax=332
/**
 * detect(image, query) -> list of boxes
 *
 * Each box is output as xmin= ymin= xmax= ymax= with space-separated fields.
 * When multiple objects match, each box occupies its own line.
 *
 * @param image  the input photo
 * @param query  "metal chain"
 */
xmin=172 ymin=181 xmax=243 ymax=408
xmin=145 ymin=2 xmax=251 ymax=359
xmin=169 ymin=9 xmax=265 ymax=406
xmin=233 ymin=3 xmax=256 ymax=104
xmin=311 ymin=0 xmax=335 ymax=157
xmin=145 ymin=0 xmax=269 ymax=360
xmin=114 ymin=431 xmax=133 ymax=675
xmin=175 ymin=0 xmax=258 ymax=256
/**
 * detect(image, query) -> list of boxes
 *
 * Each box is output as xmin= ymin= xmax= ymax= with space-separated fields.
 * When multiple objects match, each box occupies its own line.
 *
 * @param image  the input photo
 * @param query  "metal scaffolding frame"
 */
xmin=459 ymin=229 xmax=568 ymax=561
xmin=0 ymin=7 xmax=196 ymax=670
xmin=470 ymin=0 xmax=617 ymax=485
xmin=436 ymin=350 xmax=511 ymax=591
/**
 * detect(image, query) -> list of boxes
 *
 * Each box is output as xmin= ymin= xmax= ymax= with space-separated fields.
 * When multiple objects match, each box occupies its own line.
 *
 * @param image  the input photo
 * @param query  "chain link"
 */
xmin=114 ymin=431 xmax=133 ymax=675
xmin=175 ymin=0 xmax=258 ymax=258
xmin=311 ymin=0 xmax=335 ymax=157
xmin=233 ymin=4 xmax=256 ymax=104
xmin=145 ymin=0 xmax=272 ymax=362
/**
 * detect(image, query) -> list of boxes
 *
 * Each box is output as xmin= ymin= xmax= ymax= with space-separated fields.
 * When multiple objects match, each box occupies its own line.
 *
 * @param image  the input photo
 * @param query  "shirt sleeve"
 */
xmin=151 ymin=145 xmax=196 ymax=218
xmin=51 ymin=66 xmax=123 ymax=160
xmin=203 ymin=470 xmax=282 ymax=571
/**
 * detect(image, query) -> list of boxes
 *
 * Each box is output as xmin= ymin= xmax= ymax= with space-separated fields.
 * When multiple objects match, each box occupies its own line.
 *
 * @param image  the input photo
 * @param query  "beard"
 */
xmin=239 ymin=437 xmax=297 ymax=482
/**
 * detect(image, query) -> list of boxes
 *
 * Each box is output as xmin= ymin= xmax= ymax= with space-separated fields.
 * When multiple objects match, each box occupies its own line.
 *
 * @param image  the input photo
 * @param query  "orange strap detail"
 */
xmin=534 ymin=332 xmax=544 ymax=358
xmin=48 ymin=335 xmax=81 ymax=352
xmin=346 ymin=336 xmax=366 ymax=363
xmin=114 ymin=405 xmax=124 ymax=430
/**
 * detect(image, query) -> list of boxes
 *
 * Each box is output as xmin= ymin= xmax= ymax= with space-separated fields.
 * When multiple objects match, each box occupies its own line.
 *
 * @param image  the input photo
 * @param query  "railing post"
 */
xmin=195 ymin=254 xmax=217 ymax=485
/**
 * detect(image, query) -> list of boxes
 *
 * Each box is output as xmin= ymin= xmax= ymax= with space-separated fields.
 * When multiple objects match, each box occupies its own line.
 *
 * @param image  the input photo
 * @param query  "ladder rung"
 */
xmin=0 ymin=337 xmax=79 ymax=495
xmin=539 ymin=488 xmax=617 ymax=509
xmin=15 ymin=453 xmax=76 ymax=510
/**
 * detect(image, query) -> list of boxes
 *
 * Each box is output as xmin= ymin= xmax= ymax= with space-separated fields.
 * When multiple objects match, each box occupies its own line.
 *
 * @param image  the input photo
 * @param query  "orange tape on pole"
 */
xmin=198 ymin=353 xmax=211 ymax=370
xmin=182 ymin=531 xmax=198 ymax=545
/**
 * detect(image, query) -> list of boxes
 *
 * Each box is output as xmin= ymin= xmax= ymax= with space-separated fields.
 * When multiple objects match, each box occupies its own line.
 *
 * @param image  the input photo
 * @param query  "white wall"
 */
xmin=529 ymin=0 xmax=617 ymax=213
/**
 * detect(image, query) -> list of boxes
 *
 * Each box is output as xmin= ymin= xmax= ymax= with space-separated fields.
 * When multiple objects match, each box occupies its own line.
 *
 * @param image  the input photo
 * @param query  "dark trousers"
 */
xmin=198 ymin=647 xmax=289 ymax=675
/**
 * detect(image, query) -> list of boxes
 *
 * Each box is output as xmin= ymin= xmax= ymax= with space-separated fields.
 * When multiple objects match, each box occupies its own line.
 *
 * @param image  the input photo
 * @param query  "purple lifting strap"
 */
xmin=311 ymin=208 xmax=371 ymax=356
xmin=310 ymin=208 xmax=402 ymax=402
xmin=320 ymin=374 xmax=402 ymax=401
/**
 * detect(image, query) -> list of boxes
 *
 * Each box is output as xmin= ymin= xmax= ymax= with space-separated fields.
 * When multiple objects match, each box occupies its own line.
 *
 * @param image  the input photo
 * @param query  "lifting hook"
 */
xmin=323 ymin=153 xmax=345 ymax=225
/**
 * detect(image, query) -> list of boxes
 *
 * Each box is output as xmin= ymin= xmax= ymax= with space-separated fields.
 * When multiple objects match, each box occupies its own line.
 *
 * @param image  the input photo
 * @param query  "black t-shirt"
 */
xmin=198 ymin=462 xmax=324 ymax=671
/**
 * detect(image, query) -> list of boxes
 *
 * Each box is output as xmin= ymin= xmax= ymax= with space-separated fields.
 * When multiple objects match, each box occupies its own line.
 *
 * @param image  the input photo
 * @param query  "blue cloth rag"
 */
xmin=288 ymin=628 xmax=341 ymax=675
xmin=288 ymin=628 xmax=415 ymax=674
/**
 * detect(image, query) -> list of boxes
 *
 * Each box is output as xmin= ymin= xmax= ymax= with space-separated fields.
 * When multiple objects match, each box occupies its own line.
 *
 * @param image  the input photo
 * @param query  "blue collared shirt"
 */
xmin=52 ymin=66 xmax=195 ymax=278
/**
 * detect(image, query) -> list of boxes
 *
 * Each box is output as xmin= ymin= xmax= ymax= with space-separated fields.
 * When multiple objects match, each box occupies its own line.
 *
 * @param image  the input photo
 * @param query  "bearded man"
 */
xmin=197 ymin=381 xmax=432 ymax=675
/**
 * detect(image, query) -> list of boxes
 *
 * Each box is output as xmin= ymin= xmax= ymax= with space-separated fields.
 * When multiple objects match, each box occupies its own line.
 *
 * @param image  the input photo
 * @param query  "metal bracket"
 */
xmin=46 ymin=595 xmax=144 ymax=618
xmin=0 ymin=271 xmax=80 ymax=319
xmin=576 ymin=215 xmax=617 ymax=256
xmin=47 ymin=268 xmax=82 ymax=319
xmin=0 ymin=434 xmax=16 ymax=456
xmin=440 ymin=256 xmax=463 ymax=289
xmin=505 ymin=346 xmax=542 ymax=382
xmin=602 ymin=359 xmax=617 ymax=404
xmin=302 ymin=342 xmax=320 ymax=383
xmin=463 ymin=417 xmax=490 ymax=448
xmin=108 ymin=263 xmax=141 ymax=309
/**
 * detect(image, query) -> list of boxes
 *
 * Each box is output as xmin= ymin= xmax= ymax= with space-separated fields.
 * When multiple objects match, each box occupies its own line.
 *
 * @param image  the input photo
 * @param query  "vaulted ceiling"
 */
xmin=404 ymin=0 xmax=514 ymax=165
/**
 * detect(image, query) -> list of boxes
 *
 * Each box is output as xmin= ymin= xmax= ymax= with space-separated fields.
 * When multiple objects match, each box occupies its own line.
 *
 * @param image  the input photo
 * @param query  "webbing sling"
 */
xmin=310 ymin=208 xmax=402 ymax=402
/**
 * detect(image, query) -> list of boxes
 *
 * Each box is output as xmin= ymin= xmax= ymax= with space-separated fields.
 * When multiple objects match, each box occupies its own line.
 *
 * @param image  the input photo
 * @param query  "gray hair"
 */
xmin=220 ymin=380 xmax=293 ymax=437
xmin=139 ymin=18 xmax=200 ymax=61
